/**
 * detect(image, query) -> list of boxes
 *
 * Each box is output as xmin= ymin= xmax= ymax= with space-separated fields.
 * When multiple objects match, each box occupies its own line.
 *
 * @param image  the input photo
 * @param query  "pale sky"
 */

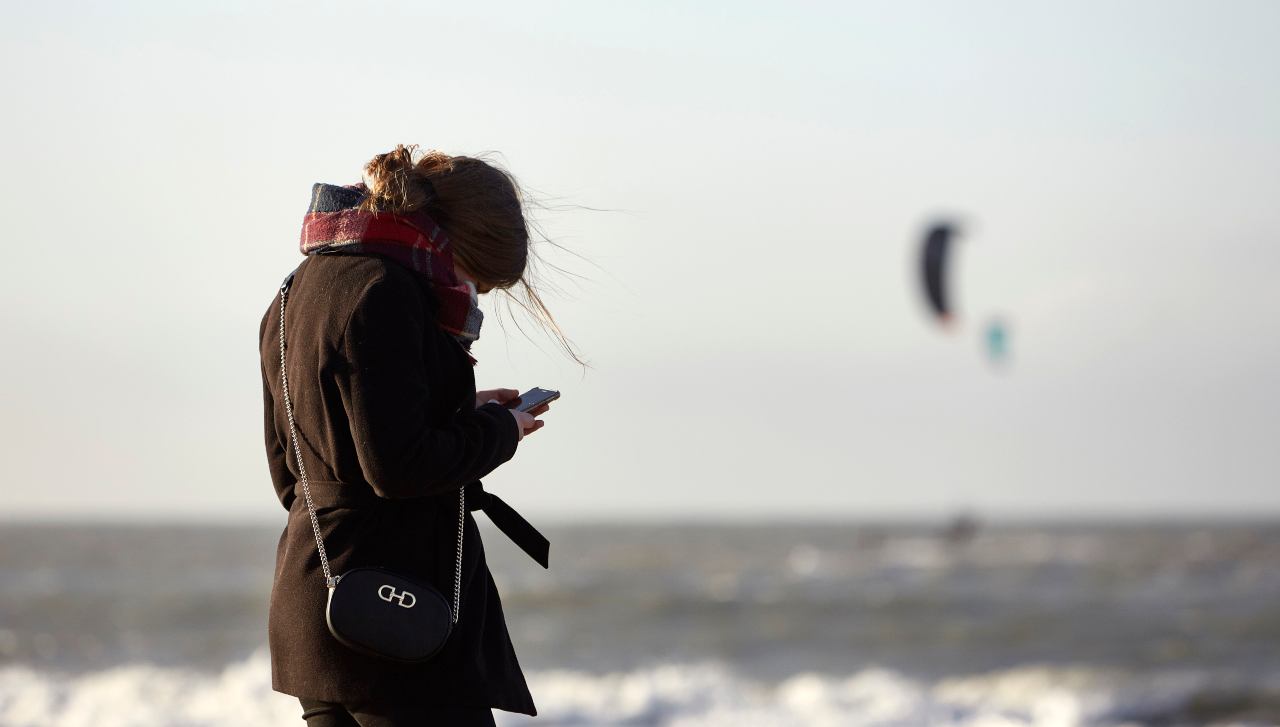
xmin=1 ymin=1 xmax=1277 ymax=522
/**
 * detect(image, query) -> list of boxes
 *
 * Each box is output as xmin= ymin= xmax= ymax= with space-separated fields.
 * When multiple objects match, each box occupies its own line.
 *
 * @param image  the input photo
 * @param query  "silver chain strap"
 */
xmin=277 ymin=280 xmax=464 ymax=623
xmin=454 ymin=484 xmax=465 ymax=620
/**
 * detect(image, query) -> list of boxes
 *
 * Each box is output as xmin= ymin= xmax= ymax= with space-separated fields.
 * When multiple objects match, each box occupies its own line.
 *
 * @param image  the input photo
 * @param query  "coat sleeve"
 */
xmin=263 ymin=370 xmax=298 ymax=511
xmin=337 ymin=273 xmax=521 ymax=499
xmin=261 ymin=305 xmax=297 ymax=511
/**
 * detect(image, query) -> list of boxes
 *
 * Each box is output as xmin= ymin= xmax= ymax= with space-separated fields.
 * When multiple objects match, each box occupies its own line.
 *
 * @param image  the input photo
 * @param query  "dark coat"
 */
xmin=258 ymin=252 xmax=536 ymax=715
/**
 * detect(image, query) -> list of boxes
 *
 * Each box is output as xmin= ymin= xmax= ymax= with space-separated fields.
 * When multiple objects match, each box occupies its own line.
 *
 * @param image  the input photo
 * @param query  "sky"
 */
xmin=0 ymin=1 xmax=1277 ymax=522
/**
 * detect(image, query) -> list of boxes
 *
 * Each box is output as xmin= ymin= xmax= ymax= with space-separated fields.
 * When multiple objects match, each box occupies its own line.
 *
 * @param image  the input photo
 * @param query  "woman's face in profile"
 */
xmin=453 ymin=261 xmax=493 ymax=295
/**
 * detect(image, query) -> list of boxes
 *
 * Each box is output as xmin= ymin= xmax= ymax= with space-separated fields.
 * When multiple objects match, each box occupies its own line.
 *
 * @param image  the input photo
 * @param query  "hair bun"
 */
xmin=362 ymin=144 xmax=427 ymax=211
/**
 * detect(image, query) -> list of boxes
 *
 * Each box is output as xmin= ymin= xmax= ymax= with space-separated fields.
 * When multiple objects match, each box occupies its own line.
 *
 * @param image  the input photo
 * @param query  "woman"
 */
xmin=259 ymin=146 xmax=570 ymax=725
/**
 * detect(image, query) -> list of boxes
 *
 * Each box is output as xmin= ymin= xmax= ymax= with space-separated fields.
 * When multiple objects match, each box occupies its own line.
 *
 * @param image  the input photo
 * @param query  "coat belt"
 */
xmin=294 ymin=480 xmax=549 ymax=569
xmin=465 ymin=483 xmax=550 ymax=569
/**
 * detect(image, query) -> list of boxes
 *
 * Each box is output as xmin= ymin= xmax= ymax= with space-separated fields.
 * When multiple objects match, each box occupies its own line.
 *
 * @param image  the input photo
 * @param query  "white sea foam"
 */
xmin=0 ymin=651 xmax=1275 ymax=727
xmin=0 ymin=651 xmax=296 ymax=727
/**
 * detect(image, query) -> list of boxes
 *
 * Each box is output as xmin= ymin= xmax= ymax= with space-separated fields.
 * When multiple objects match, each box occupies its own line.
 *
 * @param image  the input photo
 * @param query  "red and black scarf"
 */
xmin=299 ymin=183 xmax=482 ymax=363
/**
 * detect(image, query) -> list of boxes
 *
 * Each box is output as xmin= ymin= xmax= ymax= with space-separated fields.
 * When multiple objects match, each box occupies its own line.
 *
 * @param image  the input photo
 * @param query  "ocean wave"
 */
xmin=2 ymin=652 xmax=1279 ymax=727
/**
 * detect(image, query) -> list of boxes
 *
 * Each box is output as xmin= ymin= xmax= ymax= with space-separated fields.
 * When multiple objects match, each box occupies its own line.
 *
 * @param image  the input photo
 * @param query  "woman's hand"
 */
xmin=476 ymin=388 xmax=520 ymax=409
xmin=509 ymin=409 xmax=545 ymax=441
xmin=477 ymin=387 xmax=549 ymax=441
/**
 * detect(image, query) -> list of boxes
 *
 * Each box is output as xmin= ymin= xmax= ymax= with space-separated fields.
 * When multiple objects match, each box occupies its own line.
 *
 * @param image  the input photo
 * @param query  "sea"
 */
xmin=1 ymin=520 xmax=1279 ymax=727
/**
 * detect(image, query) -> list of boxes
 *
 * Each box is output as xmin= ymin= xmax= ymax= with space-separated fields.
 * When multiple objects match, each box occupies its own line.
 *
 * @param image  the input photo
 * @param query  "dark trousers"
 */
xmin=299 ymin=698 xmax=497 ymax=727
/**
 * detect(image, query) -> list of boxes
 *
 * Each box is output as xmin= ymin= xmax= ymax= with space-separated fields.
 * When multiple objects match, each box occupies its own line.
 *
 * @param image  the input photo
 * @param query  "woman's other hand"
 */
xmin=508 ymin=409 xmax=544 ymax=441
xmin=475 ymin=388 xmax=520 ymax=409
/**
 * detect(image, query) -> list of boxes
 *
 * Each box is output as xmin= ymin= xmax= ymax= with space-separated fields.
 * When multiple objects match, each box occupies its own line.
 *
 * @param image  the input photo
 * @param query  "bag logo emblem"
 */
xmin=378 ymin=584 xmax=416 ymax=608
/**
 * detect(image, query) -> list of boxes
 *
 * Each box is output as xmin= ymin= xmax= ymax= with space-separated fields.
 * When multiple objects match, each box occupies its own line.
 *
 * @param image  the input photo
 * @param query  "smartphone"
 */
xmin=514 ymin=387 xmax=560 ymax=413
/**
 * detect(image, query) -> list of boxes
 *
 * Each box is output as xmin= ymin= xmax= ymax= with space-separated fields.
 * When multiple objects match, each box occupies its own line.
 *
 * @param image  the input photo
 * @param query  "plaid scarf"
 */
xmin=300 ymin=183 xmax=482 ymax=363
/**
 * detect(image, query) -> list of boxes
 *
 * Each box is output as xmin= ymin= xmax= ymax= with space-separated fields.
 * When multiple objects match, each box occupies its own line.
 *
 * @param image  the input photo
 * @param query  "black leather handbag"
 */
xmin=277 ymin=272 xmax=462 ymax=663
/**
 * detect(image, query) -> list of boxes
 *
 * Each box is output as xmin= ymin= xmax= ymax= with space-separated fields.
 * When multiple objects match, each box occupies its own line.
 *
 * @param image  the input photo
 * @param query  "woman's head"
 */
xmin=359 ymin=145 xmax=584 ymax=365
xmin=360 ymin=145 xmax=527 ymax=292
